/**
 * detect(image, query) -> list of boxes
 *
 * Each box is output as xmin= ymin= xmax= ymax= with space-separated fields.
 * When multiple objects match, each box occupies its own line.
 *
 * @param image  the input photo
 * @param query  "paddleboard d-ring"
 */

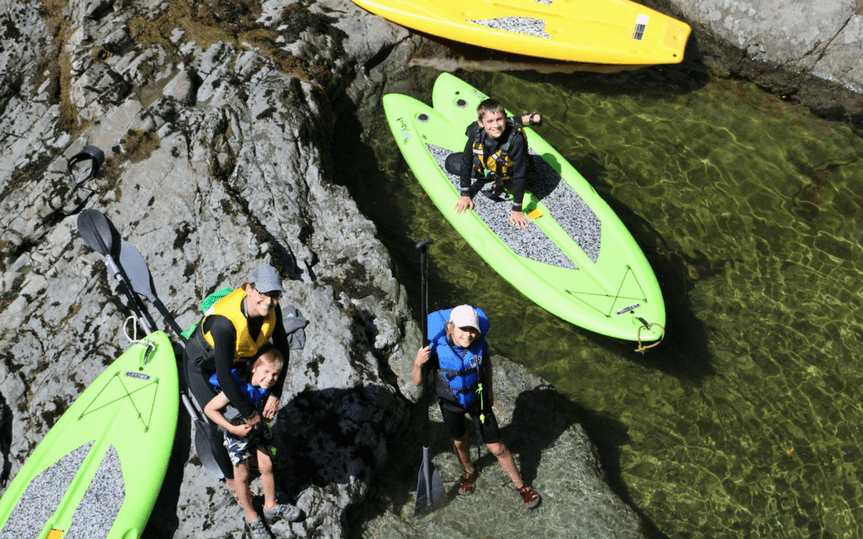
xmin=67 ymin=145 xmax=105 ymax=193
xmin=417 ymin=113 xmax=430 ymax=123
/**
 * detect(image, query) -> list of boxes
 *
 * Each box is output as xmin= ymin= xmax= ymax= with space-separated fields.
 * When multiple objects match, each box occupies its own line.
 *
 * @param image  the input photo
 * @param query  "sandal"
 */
xmin=527 ymin=110 xmax=543 ymax=127
xmin=517 ymin=484 xmax=540 ymax=508
xmin=459 ymin=470 xmax=477 ymax=494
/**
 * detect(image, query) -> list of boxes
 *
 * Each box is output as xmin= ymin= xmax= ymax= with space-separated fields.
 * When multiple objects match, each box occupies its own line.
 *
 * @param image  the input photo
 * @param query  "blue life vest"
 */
xmin=208 ymin=369 xmax=269 ymax=423
xmin=427 ymin=307 xmax=490 ymax=409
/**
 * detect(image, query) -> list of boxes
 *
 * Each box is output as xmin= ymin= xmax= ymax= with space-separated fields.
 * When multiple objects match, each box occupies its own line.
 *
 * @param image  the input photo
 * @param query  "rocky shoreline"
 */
xmin=0 ymin=0 xmax=860 ymax=538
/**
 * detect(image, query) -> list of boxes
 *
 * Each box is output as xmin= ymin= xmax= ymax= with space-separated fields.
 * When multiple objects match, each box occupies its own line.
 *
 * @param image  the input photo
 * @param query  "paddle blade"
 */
xmin=119 ymin=241 xmax=157 ymax=302
xmin=414 ymin=446 xmax=445 ymax=515
xmin=194 ymin=418 xmax=225 ymax=479
xmin=76 ymin=209 xmax=118 ymax=257
xmin=182 ymin=394 xmax=225 ymax=479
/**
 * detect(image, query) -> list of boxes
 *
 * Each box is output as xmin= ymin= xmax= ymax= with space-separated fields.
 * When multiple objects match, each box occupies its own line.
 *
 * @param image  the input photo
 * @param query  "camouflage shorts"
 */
xmin=222 ymin=424 xmax=274 ymax=466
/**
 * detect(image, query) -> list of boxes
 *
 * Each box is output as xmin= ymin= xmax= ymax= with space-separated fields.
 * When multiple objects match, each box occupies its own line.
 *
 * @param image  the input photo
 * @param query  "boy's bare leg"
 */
xmin=452 ymin=434 xmax=475 ymax=473
xmin=233 ymin=462 xmax=259 ymax=521
xmin=257 ymin=449 xmax=278 ymax=511
xmin=485 ymin=441 xmax=524 ymax=489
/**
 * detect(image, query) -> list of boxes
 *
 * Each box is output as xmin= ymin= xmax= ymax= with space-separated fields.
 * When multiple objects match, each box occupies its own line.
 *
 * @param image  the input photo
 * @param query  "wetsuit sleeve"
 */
xmin=460 ymin=124 xmax=477 ymax=197
xmin=206 ymin=315 xmax=256 ymax=419
xmin=268 ymin=308 xmax=290 ymax=401
xmin=508 ymin=133 xmax=528 ymax=212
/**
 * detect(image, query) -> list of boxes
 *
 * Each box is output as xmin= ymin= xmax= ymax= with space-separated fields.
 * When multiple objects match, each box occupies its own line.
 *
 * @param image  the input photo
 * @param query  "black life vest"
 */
xmin=469 ymin=118 xmax=525 ymax=181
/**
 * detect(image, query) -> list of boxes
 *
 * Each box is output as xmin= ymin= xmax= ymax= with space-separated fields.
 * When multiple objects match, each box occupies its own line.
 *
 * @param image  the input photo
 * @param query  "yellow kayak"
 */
xmin=351 ymin=0 xmax=690 ymax=65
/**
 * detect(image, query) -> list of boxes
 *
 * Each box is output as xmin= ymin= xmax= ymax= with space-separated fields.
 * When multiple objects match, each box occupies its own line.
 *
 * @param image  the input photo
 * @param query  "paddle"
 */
xmin=78 ymin=209 xmax=223 ymax=478
xmin=414 ymin=238 xmax=445 ymax=515
xmin=117 ymin=240 xmax=225 ymax=479
xmin=76 ymin=209 xmax=156 ymax=333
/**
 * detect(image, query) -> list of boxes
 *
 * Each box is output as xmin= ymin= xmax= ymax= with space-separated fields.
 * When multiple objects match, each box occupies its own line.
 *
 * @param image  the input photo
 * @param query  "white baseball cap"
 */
xmin=449 ymin=305 xmax=480 ymax=331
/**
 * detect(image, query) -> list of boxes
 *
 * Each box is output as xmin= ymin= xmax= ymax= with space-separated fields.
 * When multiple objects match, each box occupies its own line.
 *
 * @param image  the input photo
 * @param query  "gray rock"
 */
xmin=1 ymin=0 xmax=860 ymax=538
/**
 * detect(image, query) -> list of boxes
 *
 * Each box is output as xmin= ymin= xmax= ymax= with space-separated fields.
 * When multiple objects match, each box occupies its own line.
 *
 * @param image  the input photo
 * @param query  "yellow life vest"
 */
xmin=470 ymin=118 xmax=525 ymax=180
xmin=202 ymin=287 xmax=276 ymax=362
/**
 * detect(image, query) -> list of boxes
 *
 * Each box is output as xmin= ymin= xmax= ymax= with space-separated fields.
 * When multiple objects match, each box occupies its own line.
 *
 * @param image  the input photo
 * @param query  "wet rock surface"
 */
xmin=0 ymin=0 xmax=860 ymax=538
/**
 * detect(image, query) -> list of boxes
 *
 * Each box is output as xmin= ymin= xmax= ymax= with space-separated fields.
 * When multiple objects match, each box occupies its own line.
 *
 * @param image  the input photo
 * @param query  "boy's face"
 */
xmin=478 ymin=110 xmax=506 ymax=140
xmin=251 ymin=358 xmax=281 ymax=389
xmin=450 ymin=325 xmax=478 ymax=349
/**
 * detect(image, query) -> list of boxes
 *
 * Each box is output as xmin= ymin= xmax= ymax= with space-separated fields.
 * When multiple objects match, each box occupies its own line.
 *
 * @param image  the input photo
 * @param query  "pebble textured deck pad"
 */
xmin=467 ymin=17 xmax=551 ymax=39
xmin=66 ymin=445 xmax=124 ymax=539
xmin=428 ymin=144 xmax=603 ymax=270
xmin=0 ymin=443 xmax=92 ymax=539
xmin=350 ymin=0 xmax=690 ymax=65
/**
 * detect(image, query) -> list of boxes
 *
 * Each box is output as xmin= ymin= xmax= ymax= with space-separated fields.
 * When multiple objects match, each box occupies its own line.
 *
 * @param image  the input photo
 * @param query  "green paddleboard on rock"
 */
xmin=383 ymin=73 xmax=665 ymax=342
xmin=0 ymin=331 xmax=179 ymax=539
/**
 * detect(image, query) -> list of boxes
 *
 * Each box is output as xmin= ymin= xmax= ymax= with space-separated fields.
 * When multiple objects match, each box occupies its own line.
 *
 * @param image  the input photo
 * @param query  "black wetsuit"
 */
xmin=184 ymin=300 xmax=289 ymax=479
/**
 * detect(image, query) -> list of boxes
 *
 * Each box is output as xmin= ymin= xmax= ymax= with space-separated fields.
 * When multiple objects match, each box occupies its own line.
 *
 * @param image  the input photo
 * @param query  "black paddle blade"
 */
xmin=118 ymin=241 xmax=187 ymax=339
xmin=181 ymin=393 xmax=224 ymax=479
xmin=414 ymin=446 xmax=445 ymax=515
xmin=77 ymin=209 xmax=118 ymax=257
xmin=119 ymin=241 xmax=157 ymax=303
xmin=194 ymin=419 xmax=225 ymax=479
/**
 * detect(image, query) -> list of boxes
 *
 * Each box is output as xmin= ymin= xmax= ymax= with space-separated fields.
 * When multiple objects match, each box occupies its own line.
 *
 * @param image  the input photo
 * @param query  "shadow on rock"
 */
xmin=502 ymin=385 xmax=668 ymax=539
xmin=272 ymin=384 xmax=408 ymax=529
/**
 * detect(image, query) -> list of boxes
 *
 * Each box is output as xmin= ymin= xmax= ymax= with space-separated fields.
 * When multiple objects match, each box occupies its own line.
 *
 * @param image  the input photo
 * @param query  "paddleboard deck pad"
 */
xmin=383 ymin=73 xmax=665 ymax=341
xmin=0 ymin=331 xmax=179 ymax=539
xmin=351 ymin=0 xmax=690 ymax=65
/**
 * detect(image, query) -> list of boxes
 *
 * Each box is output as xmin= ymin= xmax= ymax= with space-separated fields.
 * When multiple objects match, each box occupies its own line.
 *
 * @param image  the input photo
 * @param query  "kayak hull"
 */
xmin=351 ymin=0 xmax=690 ymax=65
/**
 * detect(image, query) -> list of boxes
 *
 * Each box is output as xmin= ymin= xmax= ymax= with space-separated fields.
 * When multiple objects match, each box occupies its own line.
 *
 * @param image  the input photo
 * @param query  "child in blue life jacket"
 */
xmin=412 ymin=305 xmax=540 ymax=508
xmin=204 ymin=346 xmax=302 ymax=539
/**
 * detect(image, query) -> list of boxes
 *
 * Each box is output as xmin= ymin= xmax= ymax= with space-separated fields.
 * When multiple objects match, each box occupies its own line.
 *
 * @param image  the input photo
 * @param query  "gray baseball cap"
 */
xmin=248 ymin=265 xmax=285 ymax=294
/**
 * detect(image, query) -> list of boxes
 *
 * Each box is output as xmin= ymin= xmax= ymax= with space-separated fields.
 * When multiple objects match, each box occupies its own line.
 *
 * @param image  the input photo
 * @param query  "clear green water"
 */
xmin=351 ymin=67 xmax=863 ymax=537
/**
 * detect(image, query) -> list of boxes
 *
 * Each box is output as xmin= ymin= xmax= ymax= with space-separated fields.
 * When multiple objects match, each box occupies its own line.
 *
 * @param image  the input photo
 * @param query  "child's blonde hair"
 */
xmin=252 ymin=345 xmax=284 ymax=372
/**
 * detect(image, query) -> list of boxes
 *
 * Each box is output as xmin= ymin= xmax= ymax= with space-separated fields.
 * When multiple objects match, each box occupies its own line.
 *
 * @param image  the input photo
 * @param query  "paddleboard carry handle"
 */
xmin=634 ymin=319 xmax=666 ymax=354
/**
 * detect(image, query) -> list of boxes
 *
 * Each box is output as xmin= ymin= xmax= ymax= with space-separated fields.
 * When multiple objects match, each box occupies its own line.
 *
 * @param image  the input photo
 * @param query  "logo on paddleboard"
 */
xmin=396 ymin=116 xmax=411 ymax=144
xmin=616 ymin=303 xmax=641 ymax=315
xmin=125 ymin=371 xmax=152 ymax=380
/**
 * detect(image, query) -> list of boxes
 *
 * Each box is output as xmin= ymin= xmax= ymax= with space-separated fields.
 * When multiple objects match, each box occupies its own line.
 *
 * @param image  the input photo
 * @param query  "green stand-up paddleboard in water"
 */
xmin=383 ymin=73 xmax=665 ymax=342
xmin=0 ymin=331 xmax=179 ymax=539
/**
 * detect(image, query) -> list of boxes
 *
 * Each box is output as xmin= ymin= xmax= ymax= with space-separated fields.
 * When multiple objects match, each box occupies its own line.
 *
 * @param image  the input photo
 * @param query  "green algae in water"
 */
xmin=360 ymin=67 xmax=863 ymax=538
xmin=490 ymin=71 xmax=863 ymax=538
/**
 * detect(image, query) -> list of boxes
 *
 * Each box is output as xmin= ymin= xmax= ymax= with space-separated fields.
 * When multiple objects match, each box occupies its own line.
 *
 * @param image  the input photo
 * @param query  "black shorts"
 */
xmin=439 ymin=401 xmax=501 ymax=444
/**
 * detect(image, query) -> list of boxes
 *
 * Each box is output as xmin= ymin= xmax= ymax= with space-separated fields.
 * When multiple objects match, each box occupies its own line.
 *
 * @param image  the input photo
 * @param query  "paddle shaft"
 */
xmin=416 ymin=238 xmax=434 ymax=507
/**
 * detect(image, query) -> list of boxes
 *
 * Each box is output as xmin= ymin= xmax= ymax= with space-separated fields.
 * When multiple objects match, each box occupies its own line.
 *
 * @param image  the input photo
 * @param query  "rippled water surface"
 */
xmin=353 ymin=67 xmax=863 ymax=537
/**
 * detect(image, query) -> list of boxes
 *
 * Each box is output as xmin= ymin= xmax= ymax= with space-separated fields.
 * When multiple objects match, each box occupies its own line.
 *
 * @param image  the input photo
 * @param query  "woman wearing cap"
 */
xmin=412 ymin=305 xmax=540 ymax=508
xmin=185 ymin=264 xmax=293 ymax=483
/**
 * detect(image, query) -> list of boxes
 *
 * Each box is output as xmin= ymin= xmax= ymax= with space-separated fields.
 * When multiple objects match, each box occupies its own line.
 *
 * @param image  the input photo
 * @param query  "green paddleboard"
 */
xmin=383 ymin=72 xmax=665 ymax=342
xmin=0 ymin=331 xmax=179 ymax=539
